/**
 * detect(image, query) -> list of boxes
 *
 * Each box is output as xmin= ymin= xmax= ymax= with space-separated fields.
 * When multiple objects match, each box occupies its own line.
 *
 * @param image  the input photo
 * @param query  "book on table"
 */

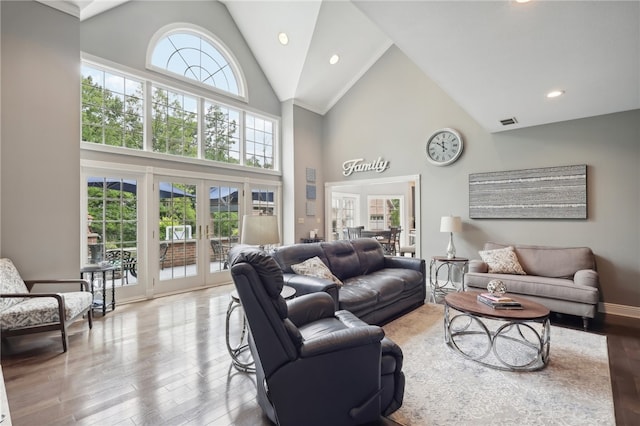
xmin=479 ymin=292 xmax=516 ymax=303
xmin=477 ymin=294 xmax=523 ymax=310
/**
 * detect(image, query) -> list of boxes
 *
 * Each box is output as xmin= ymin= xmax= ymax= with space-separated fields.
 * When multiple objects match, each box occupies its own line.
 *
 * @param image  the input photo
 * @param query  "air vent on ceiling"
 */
xmin=500 ymin=117 xmax=518 ymax=126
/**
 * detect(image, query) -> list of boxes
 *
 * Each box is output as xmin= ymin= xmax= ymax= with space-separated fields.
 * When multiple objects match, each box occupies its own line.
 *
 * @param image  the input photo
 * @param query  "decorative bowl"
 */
xmin=487 ymin=279 xmax=507 ymax=296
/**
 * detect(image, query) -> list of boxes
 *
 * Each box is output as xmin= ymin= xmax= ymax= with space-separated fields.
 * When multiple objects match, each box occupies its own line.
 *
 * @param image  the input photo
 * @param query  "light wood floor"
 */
xmin=2 ymin=285 xmax=639 ymax=425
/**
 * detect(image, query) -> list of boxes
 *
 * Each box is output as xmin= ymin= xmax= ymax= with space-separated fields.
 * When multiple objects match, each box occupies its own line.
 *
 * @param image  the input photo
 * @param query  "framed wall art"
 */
xmin=469 ymin=164 xmax=587 ymax=219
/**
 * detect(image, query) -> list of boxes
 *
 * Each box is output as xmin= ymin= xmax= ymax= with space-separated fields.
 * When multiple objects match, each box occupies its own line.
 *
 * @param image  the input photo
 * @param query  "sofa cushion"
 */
xmin=0 ymin=292 xmax=93 ymax=330
xmin=478 ymin=246 xmax=526 ymax=275
xmin=465 ymin=272 xmax=599 ymax=305
xmin=483 ymin=242 xmax=596 ymax=278
xmin=0 ymin=258 xmax=29 ymax=311
xmin=338 ymin=284 xmax=379 ymax=312
xmin=291 ymin=256 xmax=343 ymax=287
xmin=351 ymin=238 xmax=385 ymax=274
xmin=272 ymin=243 xmax=328 ymax=273
xmin=375 ymin=268 xmax=424 ymax=293
xmin=344 ymin=273 xmax=404 ymax=303
xmin=321 ymin=240 xmax=362 ymax=280
xmin=515 ymin=245 xmax=595 ymax=278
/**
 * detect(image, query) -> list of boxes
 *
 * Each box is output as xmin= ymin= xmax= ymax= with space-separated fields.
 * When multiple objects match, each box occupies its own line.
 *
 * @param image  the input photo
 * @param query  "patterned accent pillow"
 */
xmin=291 ymin=256 xmax=343 ymax=287
xmin=0 ymin=258 xmax=29 ymax=312
xmin=478 ymin=246 xmax=526 ymax=275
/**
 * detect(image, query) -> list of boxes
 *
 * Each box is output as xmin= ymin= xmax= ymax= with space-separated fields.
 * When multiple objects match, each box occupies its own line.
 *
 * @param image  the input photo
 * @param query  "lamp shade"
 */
xmin=440 ymin=216 xmax=462 ymax=233
xmin=240 ymin=215 xmax=280 ymax=246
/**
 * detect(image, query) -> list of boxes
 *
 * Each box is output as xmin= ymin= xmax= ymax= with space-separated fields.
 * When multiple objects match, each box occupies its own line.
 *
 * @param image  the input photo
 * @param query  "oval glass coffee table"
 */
xmin=444 ymin=291 xmax=550 ymax=371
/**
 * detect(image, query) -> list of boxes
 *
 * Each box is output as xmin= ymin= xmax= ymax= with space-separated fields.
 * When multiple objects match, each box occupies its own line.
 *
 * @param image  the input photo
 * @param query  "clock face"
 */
xmin=426 ymin=128 xmax=463 ymax=166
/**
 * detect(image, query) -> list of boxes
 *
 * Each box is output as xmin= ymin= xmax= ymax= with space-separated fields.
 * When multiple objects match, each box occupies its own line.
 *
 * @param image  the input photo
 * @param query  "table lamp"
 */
xmin=240 ymin=214 xmax=280 ymax=250
xmin=440 ymin=216 xmax=462 ymax=259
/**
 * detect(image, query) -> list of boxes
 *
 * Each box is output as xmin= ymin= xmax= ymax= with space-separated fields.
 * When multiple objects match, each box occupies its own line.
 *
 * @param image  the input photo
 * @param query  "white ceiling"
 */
xmin=45 ymin=0 xmax=640 ymax=132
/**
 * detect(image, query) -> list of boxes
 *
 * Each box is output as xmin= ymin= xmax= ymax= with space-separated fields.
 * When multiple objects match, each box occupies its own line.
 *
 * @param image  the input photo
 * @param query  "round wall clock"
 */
xmin=425 ymin=128 xmax=464 ymax=166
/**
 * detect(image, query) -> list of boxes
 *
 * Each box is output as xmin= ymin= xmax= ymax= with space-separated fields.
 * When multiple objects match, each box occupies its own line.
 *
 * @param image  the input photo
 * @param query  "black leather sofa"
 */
xmin=272 ymin=238 xmax=426 ymax=325
xmin=229 ymin=246 xmax=405 ymax=425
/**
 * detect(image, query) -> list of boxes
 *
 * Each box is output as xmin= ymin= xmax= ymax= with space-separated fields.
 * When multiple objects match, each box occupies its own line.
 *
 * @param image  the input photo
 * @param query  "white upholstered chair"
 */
xmin=0 ymin=258 xmax=93 ymax=352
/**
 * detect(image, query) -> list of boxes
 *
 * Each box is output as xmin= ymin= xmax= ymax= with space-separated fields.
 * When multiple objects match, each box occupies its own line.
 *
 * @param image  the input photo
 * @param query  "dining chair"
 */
xmin=387 ymin=227 xmax=401 ymax=256
xmin=159 ymin=243 xmax=169 ymax=269
xmin=346 ymin=226 xmax=364 ymax=239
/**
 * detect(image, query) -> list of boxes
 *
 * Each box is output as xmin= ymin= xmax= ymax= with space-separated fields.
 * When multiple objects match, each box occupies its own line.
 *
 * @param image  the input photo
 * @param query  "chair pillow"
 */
xmin=291 ymin=256 xmax=343 ymax=287
xmin=0 ymin=258 xmax=29 ymax=311
xmin=478 ymin=246 xmax=526 ymax=275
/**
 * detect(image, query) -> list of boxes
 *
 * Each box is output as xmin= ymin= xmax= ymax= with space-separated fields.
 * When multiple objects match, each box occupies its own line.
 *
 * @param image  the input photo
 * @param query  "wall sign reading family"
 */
xmin=342 ymin=157 xmax=389 ymax=177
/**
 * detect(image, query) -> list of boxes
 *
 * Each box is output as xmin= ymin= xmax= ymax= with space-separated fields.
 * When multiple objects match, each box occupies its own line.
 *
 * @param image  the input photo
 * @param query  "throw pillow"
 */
xmin=290 ymin=256 xmax=343 ymax=287
xmin=478 ymin=246 xmax=526 ymax=275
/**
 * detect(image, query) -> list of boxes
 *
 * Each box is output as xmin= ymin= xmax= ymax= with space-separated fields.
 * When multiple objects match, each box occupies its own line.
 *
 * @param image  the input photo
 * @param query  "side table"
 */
xmin=226 ymin=285 xmax=296 ymax=372
xmin=80 ymin=264 xmax=117 ymax=315
xmin=429 ymin=256 xmax=469 ymax=302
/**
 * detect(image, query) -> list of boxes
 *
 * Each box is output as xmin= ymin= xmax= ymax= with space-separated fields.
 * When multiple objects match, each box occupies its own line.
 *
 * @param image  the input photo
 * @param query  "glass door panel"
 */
xmin=158 ymin=181 xmax=197 ymax=282
xmin=331 ymin=193 xmax=359 ymax=241
xmin=84 ymin=173 xmax=147 ymax=304
xmin=86 ymin=176 xmax=139 ymax=286
xmin=207 ymin=183 xmax=240 ymax=274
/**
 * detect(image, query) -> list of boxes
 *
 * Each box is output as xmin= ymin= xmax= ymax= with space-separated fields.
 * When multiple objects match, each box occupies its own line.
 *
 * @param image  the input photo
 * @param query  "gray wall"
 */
xmin=1 ymin=1 xmax=81 ymax=277
xmin=292 ymin=105 xmax=324 ymax=242
xmin=324 ymin=45 xmax=640 ymax=310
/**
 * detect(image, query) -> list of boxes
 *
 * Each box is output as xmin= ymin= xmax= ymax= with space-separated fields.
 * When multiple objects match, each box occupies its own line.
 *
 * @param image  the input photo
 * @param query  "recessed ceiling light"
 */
xmin=516 ymin=0 xmax=531 ymax=3
xmin=546 ymin=90 xmax=565 ymax=98
xmin=329 ymin=54 xmax=340 ymax=65
xmin=278 ymin=32 xmax=289 ymax=46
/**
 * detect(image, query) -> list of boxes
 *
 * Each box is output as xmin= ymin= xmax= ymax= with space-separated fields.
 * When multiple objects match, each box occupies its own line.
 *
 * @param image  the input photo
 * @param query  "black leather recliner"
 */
xmin=228 ymin=246 xmax=404 ymax=426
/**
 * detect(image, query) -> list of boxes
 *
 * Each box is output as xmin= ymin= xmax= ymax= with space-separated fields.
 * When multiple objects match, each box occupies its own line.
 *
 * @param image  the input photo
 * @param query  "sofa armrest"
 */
xmin=299 ymin=325 xmax=384 ymax=358
xmin=383 ymin=256 xmax=424 ymax=271
xmin=282 ymin=273 xmax=339 ymax=308
xmin=467 ymin=259 xmax=488 ymax=273
xmin=24 ymin=279 xmax=91 ymax=292
xmin=287 ymin=292 xmax=336 ymax=327
xmin=574 ymin=269 xmax=599 ymax=288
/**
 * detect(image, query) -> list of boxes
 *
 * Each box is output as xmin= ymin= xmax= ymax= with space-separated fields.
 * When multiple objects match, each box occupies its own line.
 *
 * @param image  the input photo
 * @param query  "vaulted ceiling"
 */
xmin=46 ymin=0 xmax=640 ymax=132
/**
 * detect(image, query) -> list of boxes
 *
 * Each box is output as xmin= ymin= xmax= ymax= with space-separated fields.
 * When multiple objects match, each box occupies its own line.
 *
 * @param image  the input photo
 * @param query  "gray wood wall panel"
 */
xmin=469 ymin=165 xmax=587 ymax=219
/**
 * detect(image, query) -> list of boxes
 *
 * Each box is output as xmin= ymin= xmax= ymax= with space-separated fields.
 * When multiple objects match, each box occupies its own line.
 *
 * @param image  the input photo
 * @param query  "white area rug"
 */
xmin=383 ymin=303 xmax=615 ymax=426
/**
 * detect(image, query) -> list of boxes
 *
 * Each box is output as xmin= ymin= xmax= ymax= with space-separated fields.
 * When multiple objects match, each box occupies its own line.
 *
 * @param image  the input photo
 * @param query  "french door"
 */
xmin=155 ymin=177 xmax=243 ymax=294
xmin=84 ymin=166 xmax=279 ymax=301
xmin=331 ymin=192 xmax=360 ymax=241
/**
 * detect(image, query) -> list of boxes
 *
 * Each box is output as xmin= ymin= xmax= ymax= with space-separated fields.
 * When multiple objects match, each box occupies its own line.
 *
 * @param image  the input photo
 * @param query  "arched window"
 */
xmin=148 ymin=26 xmax=245 ymax=98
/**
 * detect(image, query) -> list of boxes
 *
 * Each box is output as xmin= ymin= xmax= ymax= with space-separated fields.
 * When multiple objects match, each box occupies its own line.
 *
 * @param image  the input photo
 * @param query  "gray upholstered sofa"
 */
xmin=465 ymin=242 xmax=600 ymax=329
xmin=271 ymin=238 xmax=426 ymax=325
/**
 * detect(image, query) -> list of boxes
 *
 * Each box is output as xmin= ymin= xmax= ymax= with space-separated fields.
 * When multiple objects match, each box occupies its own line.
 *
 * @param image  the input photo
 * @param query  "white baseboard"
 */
xmin=598 ymin=302 xmax=640 ymax=319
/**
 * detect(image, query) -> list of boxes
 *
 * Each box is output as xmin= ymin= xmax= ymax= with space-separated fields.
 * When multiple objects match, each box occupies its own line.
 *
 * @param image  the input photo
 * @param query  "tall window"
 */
xmin=245 ymin=114 xmax=274 ymax=169
xmin=81 ymin=61 xmax=277 ymax=171
xmin=151 ymin=86 xmax=198 ymax=157
xmin=331 ymin=194 xmax=359 ymax=241
xmin=250 ymin=186 xmax=277 ymax=215
xmin=204 ymin=101 xmax=240 ymax=163
xmin=81 ymin=65 xmax=144 ymax=148
xmin=150 ymin=30 xmax=242 ymax=97
xmin=368 ymin=197 xmax=401 ymax=230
